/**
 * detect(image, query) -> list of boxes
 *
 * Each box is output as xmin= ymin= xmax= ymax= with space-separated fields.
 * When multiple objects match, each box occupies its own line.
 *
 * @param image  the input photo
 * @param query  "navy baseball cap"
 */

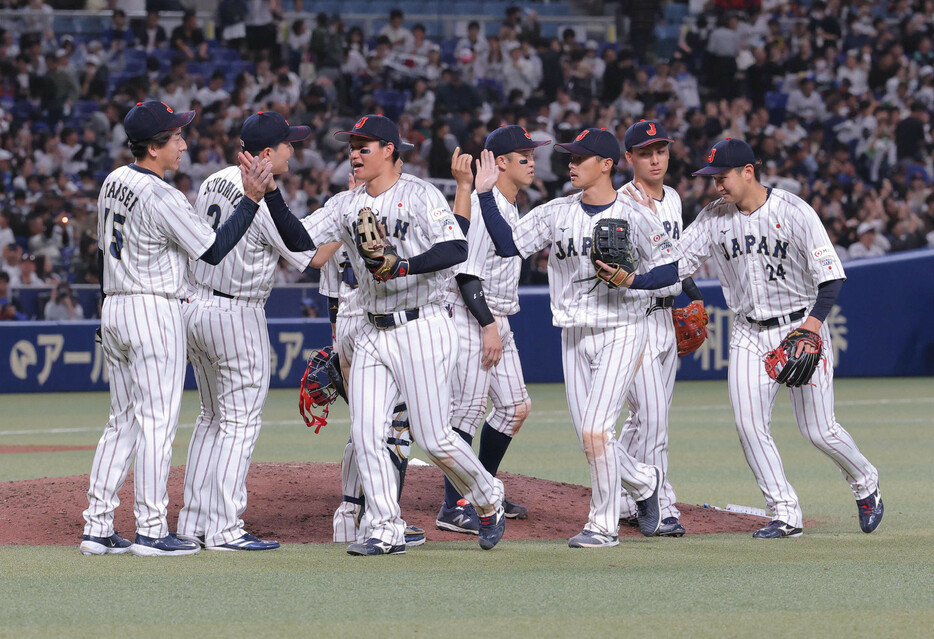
xmin=554 ymin=128 xmax=621 ymax=165
xmin=124 ymin=100 xmax=195 ymax=143
xmin=485 ymin=125 xmax=550 ymax=156
xmin=240 ymin=111 xmax=311 ymax=154
xmin=692 ymin=138 xmax=757 ymax=175
xmin=334 ymin=114 xmax=414 ymax=153
xmin=623 ymin=119 xmax=673 ymax=151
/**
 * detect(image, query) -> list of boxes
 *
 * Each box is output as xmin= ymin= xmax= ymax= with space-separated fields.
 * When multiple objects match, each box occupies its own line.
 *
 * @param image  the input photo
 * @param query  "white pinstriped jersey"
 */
xmin=678 ymin=187 xmax=845 ymax=319
xmin=320 ymin=247 xmax=364 ymax=317
xmin=187 ymin=166 xmax=316 ymax=302
xmin=618 ymin=182 xmax=684 ymax=300
xmin=98 ymin=164 xmax=214 ymax=296
xmin=512 ymin=192 xmax=677 ymax=328
xmin=461 ymin=187 xmax=523 ymax=315
xmin=305 ymin=174 xmax=465 ymax=314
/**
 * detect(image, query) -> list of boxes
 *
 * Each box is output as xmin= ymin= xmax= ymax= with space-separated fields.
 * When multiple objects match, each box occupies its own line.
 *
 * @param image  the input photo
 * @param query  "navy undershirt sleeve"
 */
xmin=456 ymin=215 xmax=469 ymax=234
xmin=478 ymin=191 xmax=520 ymax=257
xmin=629 ymin=261 xmax=680 ymax=290
xmin=407 ymin=239 xmax=468 ymax=274
xmin=263 ymin=188 xmax=316 ymax=252
xmin=456 ymin=273 xmax=494 ymax=327
xmin=681 ymin=277 xmax=703 ymax=301
xmin=199 ymin=196 xmax=259 ymax=265
xmin=810 ymin=278 xmax=844 ymax=323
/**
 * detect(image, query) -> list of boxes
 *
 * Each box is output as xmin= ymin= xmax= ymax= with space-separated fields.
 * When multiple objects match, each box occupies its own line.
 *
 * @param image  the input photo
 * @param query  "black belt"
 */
xmin=213 ymin=289 xmax=235 ymax=299
xmin=647 ymin=296 xmax=674 ymax=314
xmin=367 ymin=309 xmax=420 ymax=330
xmin=746 ymin=308 xmax=806 ymax=328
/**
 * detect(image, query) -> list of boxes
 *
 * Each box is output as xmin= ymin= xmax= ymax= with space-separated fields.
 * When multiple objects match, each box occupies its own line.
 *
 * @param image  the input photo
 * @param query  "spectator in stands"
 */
xmin=171 ymin=9 xmax=210 ymax=61
xmin=895 ymin=100 xmax=931 ymax=162
xmin=457 ymin=21 xmax=490 ymax=65
xmin=217 ymin=0 xmax=248 ymax=51
xmin=0 ymin=271 xmax=26 ymax=321
xmin=849 ymin=222 xmax=887 ymax=259
xmin=104 ymin=8 xmax=135 ymax=55
xmin=10 ymin=252 xmax=46 ymax=287
xmin=404 ymin=78 xmax=434 ymax=121
xmin=245 ymin=0 xmax=280 ymax=63
xmin=502 ymin=45 xmax=538 ymax=100
xmin=786 ymin=75 xmax=827 ymax=125
xmin=435 ymin=68 xmax=482 ymax=114
xmin=504 ymin=6 xmax=539 ymax=44
xmin=195 ymin=69 xmax=231 ymax=112
xmin=0 ymin=211 xmax=13 ymax=252
xmin=379 ymin=8 xmax=414 ymax=53
xmin=310 ymin=12 xmax=343 ymax=72
xmin=43 ymin=281 xmax=83 ymax=321
xmin=135 ymin=10 xmax=168 ymax=53
xmin=79 ymin=54 xmax=108 ymax=101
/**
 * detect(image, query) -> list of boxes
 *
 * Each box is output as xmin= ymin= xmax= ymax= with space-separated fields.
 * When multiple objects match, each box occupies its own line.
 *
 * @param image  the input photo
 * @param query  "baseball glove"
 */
xmin=672 ymin=301 xmax=709 ymax=356
xmin=299 ymin=347 xmax=342 ymax=432
xmin=763 ymin=328 xmax=823 ymax=387
xmin=590 ymin=218 xmax=636 ymax=288
xmin=355 ymin=206 xmax=409 ymax=282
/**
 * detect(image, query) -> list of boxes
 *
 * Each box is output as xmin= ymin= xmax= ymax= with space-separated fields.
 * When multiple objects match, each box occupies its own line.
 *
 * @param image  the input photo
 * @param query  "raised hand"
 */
xmin=620 ymin=180 xmax=657 ymax=214
xmin=475 ymin=149 xmax=499 ymax=193
xmin=451 ymin=147 xmax=474 ymax=188
xmin=239 ymin=153 xmax=273 ymax=203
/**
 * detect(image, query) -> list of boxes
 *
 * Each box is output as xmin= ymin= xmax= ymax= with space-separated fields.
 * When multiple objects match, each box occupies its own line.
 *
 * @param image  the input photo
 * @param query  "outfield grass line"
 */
xmin=2 ymin=395 xmax=931 ymax=437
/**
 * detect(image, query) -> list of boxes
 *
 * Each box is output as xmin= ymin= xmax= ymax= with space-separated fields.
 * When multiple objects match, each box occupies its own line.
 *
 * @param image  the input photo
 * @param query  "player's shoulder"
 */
xmin=769 ymin=187 xmax=815 ymax=214
xmin=544 ymin=192 xmax=580 ymax=210
xmin=699 ymin=196 xmax=732 ymax=218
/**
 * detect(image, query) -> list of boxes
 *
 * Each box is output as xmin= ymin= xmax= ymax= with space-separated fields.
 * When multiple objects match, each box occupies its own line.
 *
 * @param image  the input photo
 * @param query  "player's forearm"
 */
xmin=809 ymin=278 xmax=844 ymax=323
xmin=406 ymin=239 xmax=468 ymax=274
xmin=327 ymin=296 xmax=339 ymax=323
xmin=478 ymin=191 xmax=520 ymax=257
xmin=199 ymin=196 xmax=259 ymax=265
xmin=264 ymin=188 xmax=316 ymax=252
xmin=453 ymin=180 xmax=472 ymax=222
xmin=97 ymin=248 xmax=105 ymax=302
xmin=456 ymin=273 xmax=494 ymax=327
xmin=682 ymin=277 xmax=703 ymax=301
xmin=629 ymin=261 xmax=680 ymax=290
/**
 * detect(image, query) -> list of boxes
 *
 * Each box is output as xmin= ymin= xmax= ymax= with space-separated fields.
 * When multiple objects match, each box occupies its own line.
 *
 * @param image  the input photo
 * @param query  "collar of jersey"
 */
xmin=129 ymin=163 xmax=165 ymax=180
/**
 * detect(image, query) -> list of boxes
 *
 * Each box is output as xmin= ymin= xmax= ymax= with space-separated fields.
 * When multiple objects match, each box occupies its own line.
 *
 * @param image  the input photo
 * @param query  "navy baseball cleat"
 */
xmin=857 ymin=489 xmax=884 ymax=533
xmin=568 ymin=530 xmax=619 ymax=548
xmin=478 ymin=506 xmax=506 ymax=550
xmin=635 ymin=467 xmax=662 ymax=537
xmin=503 ymin=499 xmax=528 ymax=519
xmin=207 ymin=533 xmax=279 ymax=551
xmin=436 ymin=498 xmax=480 ymax=535
xmin=79 ymin=532 xmax=132 ymax=555
xmin=130 ymin=533 xmax=201 ymax=556
xmin=404 ymin=525 xmax=426 ymax=547
xmin=347 ymin=538 xmax=405 ymax=556
xmin=657 ymin=517 xmax=686 ymax=537
xmin=174 ymin=533 xmax=206 ymax=547
xmin=753 ymin=520 xmax=803 ymax=539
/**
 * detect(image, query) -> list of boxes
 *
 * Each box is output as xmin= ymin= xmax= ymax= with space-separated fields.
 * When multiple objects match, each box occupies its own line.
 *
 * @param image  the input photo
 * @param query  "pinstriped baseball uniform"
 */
xmin=678 ymin=187 xmax=879 ymax=528
xmin=509 ymin=192 xmax=676 ymax=536
xmin=450 ymin=187 xmax=529 ymax=440
xmin=84 ymin=164 xmax=217 ymax=540
xmin=176 ymin=166 xmax=316 ymax=547
xmin=617 ymin=182 xmax=683 ymax=522
xmin=305 ymin=174 xmax=504 ymax=547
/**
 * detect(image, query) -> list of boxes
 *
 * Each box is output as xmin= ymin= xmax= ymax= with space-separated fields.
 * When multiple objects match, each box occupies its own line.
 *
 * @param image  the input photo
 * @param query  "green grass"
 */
xmin=1 ymin=379 xmax=933 ymax=637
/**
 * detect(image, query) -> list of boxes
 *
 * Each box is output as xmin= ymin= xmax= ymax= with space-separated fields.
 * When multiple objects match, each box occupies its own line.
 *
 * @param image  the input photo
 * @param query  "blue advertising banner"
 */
xmin=1 ymin=249 xmax=932 ymax=393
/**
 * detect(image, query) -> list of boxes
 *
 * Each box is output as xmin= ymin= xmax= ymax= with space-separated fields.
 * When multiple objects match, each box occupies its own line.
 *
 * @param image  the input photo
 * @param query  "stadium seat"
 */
xmin=765 ymin=91 xmax=789 ymax=126
xmin=372 ymin=88 xmax=408 ymax=121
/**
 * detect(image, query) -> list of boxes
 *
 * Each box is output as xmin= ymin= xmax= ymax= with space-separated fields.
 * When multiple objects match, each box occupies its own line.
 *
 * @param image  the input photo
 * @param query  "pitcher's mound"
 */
xmin=0 ymin=462 xmax=770 ymax=545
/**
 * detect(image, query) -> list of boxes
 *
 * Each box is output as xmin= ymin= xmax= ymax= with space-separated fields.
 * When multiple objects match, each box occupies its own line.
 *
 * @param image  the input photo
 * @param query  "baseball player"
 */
xmin=81 ymin=100 xmax=272 ymax=557
xmin=476 ymin=127 xmax=676 ymax=548
xmin=615 ymin=120 xmax=705 ymax=538
xmin=289 ymin=115 xmax=507 ymax=555
xmin=175 ymin=111 xmax=333 ymax=551
xmin=676 ymin=137 xmax=883 ymax=538
xmin=435 ymin=126 xmax=546 ymax=535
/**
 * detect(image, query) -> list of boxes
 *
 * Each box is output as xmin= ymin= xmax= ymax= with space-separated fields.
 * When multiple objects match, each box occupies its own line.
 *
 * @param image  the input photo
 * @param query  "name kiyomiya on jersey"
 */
xmin=201 ymin=175 xmax=243 ymax=206
xmin=719 ymin=234 xmax=790 ymax=261
xmin=101 ymin=180 xmax=140 ymax=211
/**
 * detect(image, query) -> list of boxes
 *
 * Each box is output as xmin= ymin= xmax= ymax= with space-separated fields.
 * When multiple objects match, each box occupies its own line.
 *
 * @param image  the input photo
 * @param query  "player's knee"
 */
xmin=507 ymin=399 xmax=532 ymax=435
xmin=580 ymin=428 xmax=611 ymax=460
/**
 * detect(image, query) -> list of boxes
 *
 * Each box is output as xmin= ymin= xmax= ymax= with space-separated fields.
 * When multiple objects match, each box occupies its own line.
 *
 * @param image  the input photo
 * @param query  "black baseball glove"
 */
xmin=763 ymin=328 xmax=823 ymax=387
xmin=590 ymin=218 xmax=636 ymax=288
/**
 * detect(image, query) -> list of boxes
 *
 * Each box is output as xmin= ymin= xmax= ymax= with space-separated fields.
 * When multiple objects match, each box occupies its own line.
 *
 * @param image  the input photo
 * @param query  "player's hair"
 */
xmin=734 ymin=159 xmax=762 ymax=182
xmin=128 ymin=129 xmax=176 ymax=160
xmin=378 ymin=139 xmax=401 ymax=164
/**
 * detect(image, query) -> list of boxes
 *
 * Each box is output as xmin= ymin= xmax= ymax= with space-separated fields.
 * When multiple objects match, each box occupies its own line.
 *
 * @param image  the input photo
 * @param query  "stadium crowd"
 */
xmin=1 ymin=0 xmax=933 ymax=320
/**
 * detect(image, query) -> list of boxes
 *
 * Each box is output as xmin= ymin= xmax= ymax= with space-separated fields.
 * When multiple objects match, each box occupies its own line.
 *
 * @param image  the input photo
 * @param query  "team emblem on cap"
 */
xmin=646 ymin=123 xmax=656 ymax=136
xmin=161 ymin=102 xmax=173 ymax=113
xmin=354 ymin=117 xmax=368 ymax=129
xmin=575 ymin=130 xmax=590 ymax=142
xmin=707 ymin=148 xmax=717 ymax=162
xmin=522 ymin=127 xmax=532 ymax=139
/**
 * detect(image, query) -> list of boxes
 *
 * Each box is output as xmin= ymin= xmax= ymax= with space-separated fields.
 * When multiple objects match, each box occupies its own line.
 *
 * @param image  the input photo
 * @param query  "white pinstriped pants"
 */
xmin=84 ymin=294 xmax=186 ymax=539
xmin=618 ymin=308 xmax=680 ymax=520
xmin=450 ymin=303 xmax=530 ymax=438
xmin=177 ymin=294 xmax=270 ymax=546
xmin=562 ymin=323 xmax=659 ymax=537
xmin=728 ymin=319 xmax=879 ymax=528
xmin=349 ymin=305 xmax=503 ymax=546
